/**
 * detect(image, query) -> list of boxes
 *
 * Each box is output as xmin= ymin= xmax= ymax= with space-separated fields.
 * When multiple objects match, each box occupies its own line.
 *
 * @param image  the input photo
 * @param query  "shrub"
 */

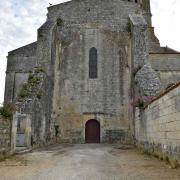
xmin=0 ymin=102 xmax=16 ymax=118
xmin=131 ymin=96 xmax=155 ymax=108
xmin=57 ymin=18 xmax=63 ymax=27
xmin=28 ymin=74 xmax=39 ymax=85
xmin=19 ymin=83 xmax=29 ymax=99
xmin=34 ymin=66 xmax=45 ymax=73
xmin=36 ymin=90 xmax=44 ymax=99
xmin=131 ymin=96 xmax=144 ymax=108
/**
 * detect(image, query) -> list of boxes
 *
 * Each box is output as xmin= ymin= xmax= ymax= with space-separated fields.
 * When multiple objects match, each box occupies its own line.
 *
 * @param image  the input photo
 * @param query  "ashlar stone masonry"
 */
xmin=3 ymin=0 xmax=180 ymax=149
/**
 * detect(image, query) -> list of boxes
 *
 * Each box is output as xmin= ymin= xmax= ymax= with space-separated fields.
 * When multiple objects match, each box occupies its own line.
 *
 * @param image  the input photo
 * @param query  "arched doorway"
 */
xmin=85 ymin=119 xmax=100 ymax=143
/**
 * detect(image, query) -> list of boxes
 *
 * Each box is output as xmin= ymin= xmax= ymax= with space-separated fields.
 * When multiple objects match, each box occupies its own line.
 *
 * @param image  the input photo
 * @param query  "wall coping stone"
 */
xmin=144 ymin=81 xmax=180 ymax=108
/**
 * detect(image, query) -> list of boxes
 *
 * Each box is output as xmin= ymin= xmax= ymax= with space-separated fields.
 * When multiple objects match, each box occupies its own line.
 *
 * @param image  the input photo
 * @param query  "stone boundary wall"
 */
xmin=135 ymin=83 xmax=180 ymax=167
xmin=0 ymin=116 xmax=11 ymax=158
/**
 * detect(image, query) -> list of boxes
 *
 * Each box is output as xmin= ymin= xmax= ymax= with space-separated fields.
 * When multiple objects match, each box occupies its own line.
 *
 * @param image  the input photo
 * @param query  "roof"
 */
xmin=8 ymin=42 xmax=37 ymax=57
xmin=150 ymin=46 xmax=180 ymax=54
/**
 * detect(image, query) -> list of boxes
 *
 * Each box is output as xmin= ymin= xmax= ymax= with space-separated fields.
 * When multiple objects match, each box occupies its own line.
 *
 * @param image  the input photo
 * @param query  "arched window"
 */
xmin=89 ymin=47 xmax=98 ymax=79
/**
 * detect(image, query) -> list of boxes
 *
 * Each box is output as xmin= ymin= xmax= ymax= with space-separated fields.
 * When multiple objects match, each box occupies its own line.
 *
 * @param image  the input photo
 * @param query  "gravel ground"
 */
xmin=0 ymin=144 xmax=179 ymax=180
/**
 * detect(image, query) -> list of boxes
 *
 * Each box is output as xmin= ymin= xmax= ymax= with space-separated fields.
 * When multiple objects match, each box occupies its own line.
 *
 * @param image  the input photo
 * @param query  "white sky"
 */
xmin=0 ymin=0 xmax=180 ymax=104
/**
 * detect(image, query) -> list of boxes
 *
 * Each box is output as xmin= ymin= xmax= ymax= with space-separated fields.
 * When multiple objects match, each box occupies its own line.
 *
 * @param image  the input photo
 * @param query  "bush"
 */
xmin=57 ymin=18 xmax=64 ymax=27
xmin=131 ymin=96 xmax=155 ymax=108
xmin=34 ymin=66 xmax=45 ymax=73
xmin=28 ymin=74 xmax=39 ymax=85
xmin=0 ymin=102 xmax=16 ymax=118
xmin=36 ymin=90 xmax=44 ymax=99
xmin=19 ymin=83 xmax=29 ymax=99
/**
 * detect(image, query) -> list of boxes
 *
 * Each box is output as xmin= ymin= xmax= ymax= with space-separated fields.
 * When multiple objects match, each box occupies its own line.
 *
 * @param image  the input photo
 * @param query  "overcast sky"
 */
xmin=0 ymin=0 xmax=180 ymax=104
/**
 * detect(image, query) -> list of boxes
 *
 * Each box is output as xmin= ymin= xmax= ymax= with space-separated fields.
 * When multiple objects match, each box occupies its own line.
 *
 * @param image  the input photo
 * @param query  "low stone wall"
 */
xmin=135 ymin=83 xmax=180 ymax=167
xmin=0 ymin=116 xmax=11 ymax=158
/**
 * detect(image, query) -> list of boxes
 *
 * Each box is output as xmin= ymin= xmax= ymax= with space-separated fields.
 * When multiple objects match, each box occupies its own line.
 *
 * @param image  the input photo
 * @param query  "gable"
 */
xmin=47 ymin=0 xmax=141 ymax=31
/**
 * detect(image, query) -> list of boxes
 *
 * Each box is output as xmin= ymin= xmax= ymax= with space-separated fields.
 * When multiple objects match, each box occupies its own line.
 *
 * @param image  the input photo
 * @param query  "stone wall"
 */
xmin=135 ymin=83 xmax=180 ymax=167
xmin=5 ymin=42 xmax=37 ymax=101
xmin=0 ymin=116 xmax=11 ymax=157
xmin=51 ymin=25 xmax=132 ymax=143
xmin=47 ymin=0 xmax=140 ymax=32
xmin=36 ymin=0 xmax=141 ymax=144
xmin=150 ymin=53 xmax=180 ymax=89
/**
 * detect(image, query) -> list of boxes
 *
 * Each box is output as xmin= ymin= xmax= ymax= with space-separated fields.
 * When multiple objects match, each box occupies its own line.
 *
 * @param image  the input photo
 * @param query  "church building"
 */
xmin=4 ymin=0 xmax=180 ymax=147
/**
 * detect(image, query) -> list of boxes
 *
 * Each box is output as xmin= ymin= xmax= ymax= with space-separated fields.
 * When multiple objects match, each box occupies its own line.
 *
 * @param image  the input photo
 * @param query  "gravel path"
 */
xmin=0 ymin=144 xmax=180 ymax=180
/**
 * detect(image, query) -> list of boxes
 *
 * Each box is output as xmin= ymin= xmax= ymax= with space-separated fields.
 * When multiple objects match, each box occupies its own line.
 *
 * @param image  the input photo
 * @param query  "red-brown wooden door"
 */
xmin=85 ymin=119 xmax=100 ymax=143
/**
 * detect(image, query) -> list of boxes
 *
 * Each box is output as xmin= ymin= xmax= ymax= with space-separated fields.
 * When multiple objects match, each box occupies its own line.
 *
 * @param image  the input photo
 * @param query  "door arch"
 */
xmin=85 ymin=119 xmax=100 ymax=143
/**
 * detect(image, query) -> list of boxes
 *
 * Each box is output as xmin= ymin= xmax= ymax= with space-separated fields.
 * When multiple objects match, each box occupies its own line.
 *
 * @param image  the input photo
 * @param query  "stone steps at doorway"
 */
xmin=15 ymin=147 xmax=32 ymax=155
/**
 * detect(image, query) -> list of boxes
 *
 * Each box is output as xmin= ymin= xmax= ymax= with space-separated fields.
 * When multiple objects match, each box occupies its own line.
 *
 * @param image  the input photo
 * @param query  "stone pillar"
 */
xmin=129 ymin=15 xmax=148 ymax=70
xmin=26 ymin=115 xmax=32 ymax=148
xmin=129 ymin=14 xmax=161 ymax=96
xmin=141 ymin=0 xmax=152 ymax=27
xmin=11 ymin=112 xmax=17 ymax=152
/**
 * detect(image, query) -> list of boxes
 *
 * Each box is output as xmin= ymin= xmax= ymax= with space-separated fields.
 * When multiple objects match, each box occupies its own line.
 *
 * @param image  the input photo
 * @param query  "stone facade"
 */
xmin=3 ymin=0 xmax=180 ymax=148
xmin=135 ymin=83 xmax=180 ymax=167
xmin=0 ymin=116 xmax=11 ymax=156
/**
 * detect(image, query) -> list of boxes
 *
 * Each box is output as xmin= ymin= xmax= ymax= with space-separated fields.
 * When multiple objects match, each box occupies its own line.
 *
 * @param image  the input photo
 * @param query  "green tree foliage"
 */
xmin=0 ymin=102 xmax=16 ymax=118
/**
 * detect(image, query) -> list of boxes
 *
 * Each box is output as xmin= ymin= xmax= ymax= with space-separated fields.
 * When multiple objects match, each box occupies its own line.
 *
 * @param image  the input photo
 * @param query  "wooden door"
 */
xmin=85 ymin=119 xmax=100 ymax=143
